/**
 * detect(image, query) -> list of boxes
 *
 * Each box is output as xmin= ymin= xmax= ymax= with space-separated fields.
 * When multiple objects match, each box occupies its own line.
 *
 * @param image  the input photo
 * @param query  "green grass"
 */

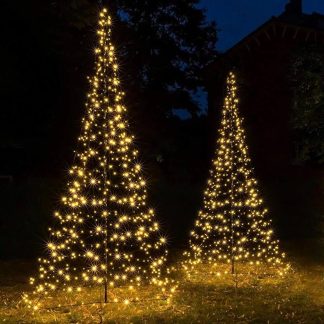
xmin=1 ymin=242 xmax=324 ymax=323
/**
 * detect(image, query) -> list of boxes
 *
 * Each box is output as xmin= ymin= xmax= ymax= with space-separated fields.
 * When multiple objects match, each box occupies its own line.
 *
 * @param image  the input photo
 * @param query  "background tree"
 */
xmin=0 ymin=0 xmax=217 ymax=258
xmin=289 ymin=44 xmax=324 ymax=165
xmin=35 ymin=0 xmax=217 ymax=162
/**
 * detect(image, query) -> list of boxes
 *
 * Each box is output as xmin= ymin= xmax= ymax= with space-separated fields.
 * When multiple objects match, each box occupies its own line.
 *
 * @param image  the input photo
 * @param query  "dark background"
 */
xmin=0 ymin=0 xmax=323 ymax=259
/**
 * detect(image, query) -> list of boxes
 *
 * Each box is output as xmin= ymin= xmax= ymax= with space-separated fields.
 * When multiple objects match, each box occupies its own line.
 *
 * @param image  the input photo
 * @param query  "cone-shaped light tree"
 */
xmin=24 ymin=8 xmax=172 ymax=309
xmin=184 ymin=72 xmax=287 ymax=276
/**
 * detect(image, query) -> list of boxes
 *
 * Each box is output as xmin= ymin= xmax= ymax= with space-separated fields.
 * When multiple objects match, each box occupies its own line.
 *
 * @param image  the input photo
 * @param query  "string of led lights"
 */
xmin=184 ymin=72 xmax=288 ymax=276
xmin=24 ymin=8 xmax=174 ymax=310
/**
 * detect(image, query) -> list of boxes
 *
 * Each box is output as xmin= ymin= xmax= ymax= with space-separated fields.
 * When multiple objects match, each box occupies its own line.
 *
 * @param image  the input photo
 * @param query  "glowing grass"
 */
xmin=0 ymin=258 xmax=323 ymax=323
xmin=182 ymin=262 xmax=290 ymax=287
xmin=1 ymin=282 xmax=175 ymax=323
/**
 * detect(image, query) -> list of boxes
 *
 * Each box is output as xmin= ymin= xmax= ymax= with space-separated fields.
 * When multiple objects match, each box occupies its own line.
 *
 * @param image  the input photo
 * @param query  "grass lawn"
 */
xmin=0 ymin=241 xmax=324 ymax=323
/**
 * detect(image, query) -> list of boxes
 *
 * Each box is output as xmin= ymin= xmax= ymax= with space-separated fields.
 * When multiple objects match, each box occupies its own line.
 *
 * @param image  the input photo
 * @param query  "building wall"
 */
xmin=206 ymin=25 xmax=324 ymax=238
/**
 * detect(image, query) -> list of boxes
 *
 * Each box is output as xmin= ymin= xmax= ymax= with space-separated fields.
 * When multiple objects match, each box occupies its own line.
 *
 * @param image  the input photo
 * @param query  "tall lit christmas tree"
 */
xmin=184 ymin=72 xmax=287 ymax=276
xmin=24 ymin=8 xmax=173 ymax=309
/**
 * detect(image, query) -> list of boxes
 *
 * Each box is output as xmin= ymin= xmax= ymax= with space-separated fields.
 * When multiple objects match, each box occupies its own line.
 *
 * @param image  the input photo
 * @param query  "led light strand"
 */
xmin=24 ymin=8 xmax=174 ymax=310
xmin=184 ymin=71 xmax=288 ymax=276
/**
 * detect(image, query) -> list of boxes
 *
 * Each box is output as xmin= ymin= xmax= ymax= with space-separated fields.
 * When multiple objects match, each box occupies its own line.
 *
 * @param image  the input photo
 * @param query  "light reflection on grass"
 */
xmin=0 ymin=250 xmax=324 ymax=323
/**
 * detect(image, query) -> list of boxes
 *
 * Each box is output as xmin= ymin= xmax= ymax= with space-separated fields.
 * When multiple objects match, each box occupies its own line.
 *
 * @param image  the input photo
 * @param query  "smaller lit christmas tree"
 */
xmin=184 ymin=71 xmax=288 ymax=277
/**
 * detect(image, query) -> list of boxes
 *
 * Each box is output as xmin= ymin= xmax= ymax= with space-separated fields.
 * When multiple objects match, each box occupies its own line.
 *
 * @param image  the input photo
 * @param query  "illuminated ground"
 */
xmin=0 ymin=241 xmax=323 ymax=323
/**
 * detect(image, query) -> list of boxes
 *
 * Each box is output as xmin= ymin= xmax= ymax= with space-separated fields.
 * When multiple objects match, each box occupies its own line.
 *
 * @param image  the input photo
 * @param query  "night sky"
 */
xmin=202 ymin=0 xmax=324 ymax=51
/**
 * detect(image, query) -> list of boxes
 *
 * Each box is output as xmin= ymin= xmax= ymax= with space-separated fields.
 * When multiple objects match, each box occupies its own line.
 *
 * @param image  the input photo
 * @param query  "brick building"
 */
xmin=205 ymin=0 xmax=324 ymax=237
